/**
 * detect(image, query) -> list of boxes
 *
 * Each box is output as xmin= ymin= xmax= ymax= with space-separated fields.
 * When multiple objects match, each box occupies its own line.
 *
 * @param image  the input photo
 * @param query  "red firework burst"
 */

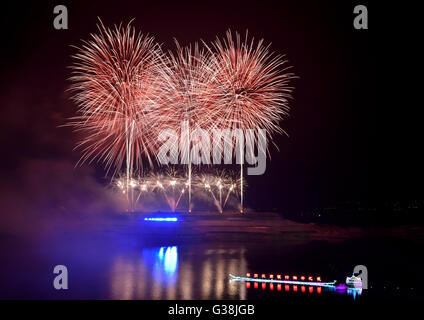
xmin=206 ymin=30 xmax=295 ymax=138
xmin=205 ymin=30 xmax=296 ymax=212
xmin=153 ymin=41 xmax=221 ymax=134
xmin=68 ymin=20 xmax=162 ymax=176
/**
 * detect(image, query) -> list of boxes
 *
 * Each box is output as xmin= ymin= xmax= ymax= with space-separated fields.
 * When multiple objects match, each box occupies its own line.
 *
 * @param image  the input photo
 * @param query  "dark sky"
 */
xmin=0 ymin=0 xmax=416 ymax=216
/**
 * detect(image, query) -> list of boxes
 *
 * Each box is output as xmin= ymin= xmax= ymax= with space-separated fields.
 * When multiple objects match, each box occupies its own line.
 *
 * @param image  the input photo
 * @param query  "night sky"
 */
xmin=0 ymin=1 xmax=416 ymax=224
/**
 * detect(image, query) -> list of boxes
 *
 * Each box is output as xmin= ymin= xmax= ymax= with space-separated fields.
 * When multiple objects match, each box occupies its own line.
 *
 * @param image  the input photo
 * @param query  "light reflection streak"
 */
xmin=202 ymin=259 xmax=212 ymax=299
xmin=110 ymin=245 xmax=248 ymax=299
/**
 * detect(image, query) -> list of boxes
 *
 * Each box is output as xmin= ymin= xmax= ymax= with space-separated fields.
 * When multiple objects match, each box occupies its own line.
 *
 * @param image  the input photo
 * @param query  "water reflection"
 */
xmin=347 ymin=288 xmax=362 ymax=300
xmin=335 ymin=283 xmax=363 ymax=299
xmin=245 ymin=282 xmax=331 ymax=295
xmin=109 ymin=245 xmax=360 ymax=300
xmin=145 ymin=246 xmax=178 ymax=283
xmin=239 ymin=279 xmax=362 ymax=300
xmin=109 ymin=245 xmax=247 ymax=299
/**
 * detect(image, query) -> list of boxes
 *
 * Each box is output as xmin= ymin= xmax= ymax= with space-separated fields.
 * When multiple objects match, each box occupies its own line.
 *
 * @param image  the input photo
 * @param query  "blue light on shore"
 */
xmin=144 ymin=217 xmax=178 ymax=222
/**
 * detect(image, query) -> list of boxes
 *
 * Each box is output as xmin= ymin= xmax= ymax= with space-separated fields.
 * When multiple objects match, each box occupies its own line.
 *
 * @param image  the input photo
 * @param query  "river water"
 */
xmin=1 ymin=215 xmax=423 ymax=300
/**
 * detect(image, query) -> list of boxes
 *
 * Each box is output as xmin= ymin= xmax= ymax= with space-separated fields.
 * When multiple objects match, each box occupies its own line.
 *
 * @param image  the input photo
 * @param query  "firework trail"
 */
xmin=205 ymin=30 xmax=295 ymax=212
xmin=147 ymin=168 xmax=187 ymax=212
xmin=193 ymin=169 xmax=244 ymax=213
xmin=68 ymin=20 xmax=163 ymax=209
xmin=154 ymin=41 xmax=221 ymax=212
xmin=113 ymin=168 xmax=242 ymax=212
xmin=114 ymin=173 xmax=147 ymax=207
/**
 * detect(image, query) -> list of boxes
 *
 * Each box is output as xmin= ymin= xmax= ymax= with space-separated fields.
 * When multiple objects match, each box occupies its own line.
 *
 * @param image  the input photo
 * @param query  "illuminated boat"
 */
xmin=345 ymin=275 xmax=362 ymax=288
xmin=229 ymin=273 xmax=337 ymax=287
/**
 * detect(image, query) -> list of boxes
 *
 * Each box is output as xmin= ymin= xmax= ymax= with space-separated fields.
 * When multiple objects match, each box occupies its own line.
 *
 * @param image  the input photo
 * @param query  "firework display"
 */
xmin=69 ymin=21 xmax=294 ymax=213
xmin=69 ymin=20 xmax=162 ymax=175
xmin=113 ymin=168 xmax=244 ymax=212
xmin=205 ymin=31 xmax=295 ymax=212
xmin=152 ymin=42 xmax=220 ymax=212
xmin=207 ymin=30 xmax=294 ymax=137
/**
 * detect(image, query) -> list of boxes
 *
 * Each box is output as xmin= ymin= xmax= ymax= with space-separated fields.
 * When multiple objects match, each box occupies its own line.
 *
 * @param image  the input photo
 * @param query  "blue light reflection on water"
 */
xmin=335 ymin=283 xmax=362 ymax=300
xmin=110 ymin=243 xmax=363 ymax=300
xmin=347 ymin=288 xmax=362 ymax=300
xmin=142 ymin=246 xmax=178 ymax=284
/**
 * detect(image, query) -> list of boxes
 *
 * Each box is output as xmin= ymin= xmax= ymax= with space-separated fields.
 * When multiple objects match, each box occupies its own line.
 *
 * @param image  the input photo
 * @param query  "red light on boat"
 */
xmin=284 ymin=275 xmax=289 ymax=280
xmin=285 ymin=285 xmax=289 ymax=292
xmin=254 ymin=282 xmax=258 ymax=289
xmin=246 ymin=282 xmax=251 ymax=289
xmin=317 ymin=287 xmax=322 ymax=294
xmin=277 ymin=274 xmax=282 ymax=279
xmin=262 ymin=283 xmax=266 ymax=290
xmin=317 ymin=276 xmax=322 ymax=282
xmin=277 ymin=284 xmax=282 ymax=291
xmin=269 ymin=274 xmax=274 ymax=279
xmin=293 ymin=285 xmax=298 ymax=292
xmin=254 ymin=273 xmax=258 ymax=278
xmin=301 ymin=286 xmax=306 ymax=293
xmin=301 ymin=276 xmax=305 ymax=281
xmin=270 ymin=284 xmax=274 ymax=291
xmin=309 ymin=286 xmax=313 ymax=293
xmin=246 ymin=273 xmax=251 ymax=277
xmin=261 ymin=274 xmax=266 ymax=279
xmin=293 ymin=276 xmax=298 ymax=280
